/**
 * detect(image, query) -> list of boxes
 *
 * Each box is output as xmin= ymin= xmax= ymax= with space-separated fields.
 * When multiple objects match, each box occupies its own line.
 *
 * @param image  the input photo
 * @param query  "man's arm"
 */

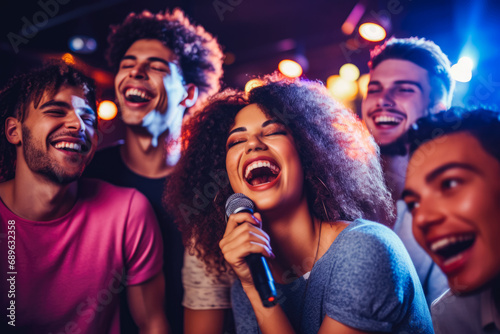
xmin=184 ymin=309 xmax=226 ymax=334
xmin=127 ymin=272 xmax=171 ymax=334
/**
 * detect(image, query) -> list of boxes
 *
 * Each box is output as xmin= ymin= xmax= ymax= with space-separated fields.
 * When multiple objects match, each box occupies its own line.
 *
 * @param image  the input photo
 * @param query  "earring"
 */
xmin=314 ymin=176 xmax=332 ymax=221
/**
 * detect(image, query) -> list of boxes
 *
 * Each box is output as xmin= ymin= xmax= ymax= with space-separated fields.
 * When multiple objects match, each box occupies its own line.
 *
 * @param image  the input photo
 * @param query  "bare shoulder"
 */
xmin=0 ymin=179 xmax=14 ymax=203
xmin=323 ymin=220 xmax=350 ymax=240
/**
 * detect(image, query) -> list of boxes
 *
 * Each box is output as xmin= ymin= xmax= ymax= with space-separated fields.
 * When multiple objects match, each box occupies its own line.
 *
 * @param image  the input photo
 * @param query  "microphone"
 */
xmin=225 ymin=193 xmax=278 ymax=307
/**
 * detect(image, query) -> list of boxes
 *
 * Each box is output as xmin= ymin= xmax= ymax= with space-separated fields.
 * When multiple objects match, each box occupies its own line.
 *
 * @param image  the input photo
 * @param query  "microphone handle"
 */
xmin=245 ymin=253 xmax=277 ymax=307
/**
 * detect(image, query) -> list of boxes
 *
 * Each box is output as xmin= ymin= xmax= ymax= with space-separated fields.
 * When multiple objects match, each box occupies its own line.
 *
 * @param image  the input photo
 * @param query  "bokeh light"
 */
xmin=278 ymin=59 xmax=303 ymax=78
xmin=458 ymin=56 xmax=474 ymax=70
xmin=341 ymin=2 xmax=365 ymax=35
xmin=61 ymin=53 xmax=75 ymax=65
xmin=339 ymin=63 xmax=360 ymax=82
xmin=245 ymin=78 xmax=264 ymax=94
xmin=224 ymin=52 xmax=236 ymax=65
xmin=359 ymin=23 xmax=386 ymax=42
xmin=451 ymin=64 xmax=472 ymax=83
xmin=98 ymin=100 xmax=118 ymax=120
xmin=69 ymin=36 xmax=97 ymax=54
xmin=451 ymin=56 xmax=474 ymax=83
xmin=69 ymin=37 xmax=84 ymax=51
xmin=326 ymin=75 xmax=358 ymax=101
xmin=357 ymin=73 xmax=370 ymax=98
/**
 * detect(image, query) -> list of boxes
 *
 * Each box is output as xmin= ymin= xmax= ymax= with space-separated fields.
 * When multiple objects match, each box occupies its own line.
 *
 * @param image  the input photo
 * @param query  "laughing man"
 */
xmin=83 ymin=9 xmax=224 ymax=334
xmin=361 ymin=37 xmax=455 ymax=305
xmin=0 ymin=62 xmax=167 ymax=333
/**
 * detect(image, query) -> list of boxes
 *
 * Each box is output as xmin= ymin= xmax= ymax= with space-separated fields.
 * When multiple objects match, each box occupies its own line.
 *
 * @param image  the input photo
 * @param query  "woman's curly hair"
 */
xmin=0 ymin=61 xmax=96 ymax=182
xmin=165 ymin=75 xmax=394 ymax=274
xmin=106 ymin=8 xmax=224 ymax=112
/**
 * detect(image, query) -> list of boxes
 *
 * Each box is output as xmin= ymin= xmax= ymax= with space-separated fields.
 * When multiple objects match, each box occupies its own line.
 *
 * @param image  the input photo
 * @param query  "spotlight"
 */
xmin=278 ymin=59 xmax=303 ymax=78
xmin=70 ymin=37 xmax=84 ymax=51
xmin=359 ymin=23 xmax=386 ymax=42
xmin=450 ymin=56 xmax=474 ymax=83
xmin=69 ymin=35 xmax=97 ymax=54
xmin=451 ymin=64 xmax=472 ymax=83
xmin=458 ymin=56 xmax=474 ymax=70
xmin=341 ymin=2 xmax=366 ymax=35
xmin=98 ymin=100 xmax=118 ymax=120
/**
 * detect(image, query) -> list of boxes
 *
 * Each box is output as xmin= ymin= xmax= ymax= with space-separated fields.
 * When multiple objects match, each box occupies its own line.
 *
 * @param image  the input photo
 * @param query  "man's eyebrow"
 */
xmin=394 ymin=80 xmax=424 ymax=92
xmin=39 ymin=100 xmax=71 ymax=109
xmin=401 ymin=189 xmax=418 ymax=201
xmin=425 ymin=162 xmax=479 ymax=183
xmin=79 ymin=106 xmax=97 ymax=116
xmin=39 ymin=100 xmax=96 ymax=115
xmin=121 ymin=55 xmax=170 ymax=66
xmin=147 ymin=57 xmax=170 ymax=66
xmin=121 ymin=55 xmax=136 ymax=61
xmin=367 ymin=80 xmax=424 ymax=91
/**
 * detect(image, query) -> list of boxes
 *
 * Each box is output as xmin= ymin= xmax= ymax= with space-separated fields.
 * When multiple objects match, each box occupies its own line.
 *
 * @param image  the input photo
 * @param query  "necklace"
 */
xmin=298 ymin=220 xmax=322 ymax=330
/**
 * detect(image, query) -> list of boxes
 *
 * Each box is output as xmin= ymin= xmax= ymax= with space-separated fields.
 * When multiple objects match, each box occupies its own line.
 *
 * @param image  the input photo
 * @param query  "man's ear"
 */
xmin=180 ymin=84 xmax=199 ymax=108
xmin=429 ymin=101 xmax=447 ymax=115
xmin=5 ymin=117 xmax=21 ymax=145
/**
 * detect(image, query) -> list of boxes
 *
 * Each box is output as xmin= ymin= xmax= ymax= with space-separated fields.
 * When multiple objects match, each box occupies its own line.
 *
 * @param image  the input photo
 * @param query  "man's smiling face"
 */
xmin=18 ymin=85 xmax=97 ymax=184
xmin=361 ymin=59 xmax=432 ymax=146
xmin=404 ymin=132 xmax=500 ymax=293
xmin=114 ymin=39 xmax=187 ymax=127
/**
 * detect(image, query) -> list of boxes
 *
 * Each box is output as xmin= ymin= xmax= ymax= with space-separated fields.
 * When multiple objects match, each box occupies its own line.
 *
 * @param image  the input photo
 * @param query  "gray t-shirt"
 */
xmin=231 ymin=219 xmax=433 ymax=333
xmin=431 ymin=288 xmax=500 ymax=334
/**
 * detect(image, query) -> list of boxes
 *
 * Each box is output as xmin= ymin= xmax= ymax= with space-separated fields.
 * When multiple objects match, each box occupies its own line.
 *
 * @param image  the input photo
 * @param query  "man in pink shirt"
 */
xmin=0 ymin=62 xmax=168 ymax=333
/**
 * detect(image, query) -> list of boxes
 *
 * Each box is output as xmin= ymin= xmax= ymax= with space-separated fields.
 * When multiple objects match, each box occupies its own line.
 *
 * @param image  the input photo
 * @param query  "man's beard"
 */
xmin=379 ymin=132 xmax=409 ymax=156
xmin=22 ymin=126 xmax=84 ymax=184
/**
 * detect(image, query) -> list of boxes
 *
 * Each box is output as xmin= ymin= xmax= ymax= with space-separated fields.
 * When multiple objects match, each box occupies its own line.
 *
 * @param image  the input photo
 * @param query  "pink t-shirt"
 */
xmin=0 ymin=179 xmax=163 ymax=334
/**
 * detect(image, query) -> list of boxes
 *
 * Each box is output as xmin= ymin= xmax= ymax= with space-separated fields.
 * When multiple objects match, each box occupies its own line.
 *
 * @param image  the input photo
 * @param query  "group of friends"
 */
xmin=0 ymin=7 xmax=499 ymax=334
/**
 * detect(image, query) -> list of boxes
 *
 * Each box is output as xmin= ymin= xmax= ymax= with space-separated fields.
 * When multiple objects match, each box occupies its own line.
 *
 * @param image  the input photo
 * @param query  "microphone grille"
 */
xmin=225 ymin=193 xmax=255 ymax=218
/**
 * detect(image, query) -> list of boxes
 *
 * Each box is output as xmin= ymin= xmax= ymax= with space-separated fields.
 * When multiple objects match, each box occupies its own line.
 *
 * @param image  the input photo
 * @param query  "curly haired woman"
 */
xmin=166 ymin=76 xmax=433 ymax=333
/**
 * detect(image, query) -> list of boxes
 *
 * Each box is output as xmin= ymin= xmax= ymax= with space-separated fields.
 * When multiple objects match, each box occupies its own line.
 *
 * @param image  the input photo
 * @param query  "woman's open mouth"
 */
xmin=244 ymin=159 xmax=280 ymax=186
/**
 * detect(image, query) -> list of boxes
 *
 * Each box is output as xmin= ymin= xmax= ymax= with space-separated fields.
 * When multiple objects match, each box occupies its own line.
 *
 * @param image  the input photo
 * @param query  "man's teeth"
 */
xmin=245 ymin=160 xmax=279 ymax=179
xmin=430 ymin=234 xmax=475 ymax=252
xmin=443 ymin=253 xmax=464 ymax=266
xmin=374 ymin=115 xmax=402 ymax=124
xmin=54 ymin=142 xmax=82 ymax=151
xmin=125 ymin=88 xmax=151 ymax=100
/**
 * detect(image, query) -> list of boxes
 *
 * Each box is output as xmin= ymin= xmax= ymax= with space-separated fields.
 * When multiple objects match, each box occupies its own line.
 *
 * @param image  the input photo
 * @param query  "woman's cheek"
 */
xmin=225 ymin=160 xmax=241 ymax=193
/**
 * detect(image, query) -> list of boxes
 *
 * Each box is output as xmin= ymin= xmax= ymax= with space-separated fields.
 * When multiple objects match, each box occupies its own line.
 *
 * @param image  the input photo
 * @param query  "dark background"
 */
xmin=2 ymin=0 xmax=499 ymax=115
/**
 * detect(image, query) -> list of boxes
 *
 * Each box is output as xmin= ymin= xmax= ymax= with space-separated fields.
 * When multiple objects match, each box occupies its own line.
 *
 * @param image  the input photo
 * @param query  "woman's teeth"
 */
xmin=245 ymin=160 xmax=279 ymax=179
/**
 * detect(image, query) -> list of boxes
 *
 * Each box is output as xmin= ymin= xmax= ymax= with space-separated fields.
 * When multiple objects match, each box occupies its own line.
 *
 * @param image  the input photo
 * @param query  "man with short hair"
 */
xmin=361 ymin=37 xmax=455 ymax=304
xmin=0 ymin=62 xmax=168 ymax=333
xmin=403 ymin=107 xmax=500 ymax=333
xmin=83 ymin=8 xmax=224 ymax=334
